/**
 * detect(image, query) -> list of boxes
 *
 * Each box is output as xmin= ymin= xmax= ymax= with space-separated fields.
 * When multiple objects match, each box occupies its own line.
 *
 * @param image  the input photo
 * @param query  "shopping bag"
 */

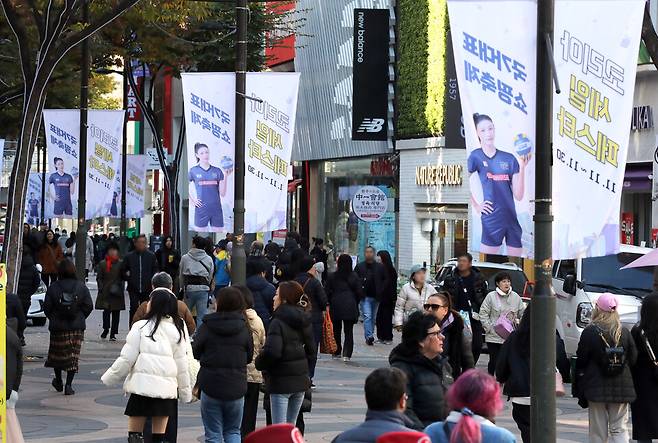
xmin=320 ymin=311 xmax=338 ymax=355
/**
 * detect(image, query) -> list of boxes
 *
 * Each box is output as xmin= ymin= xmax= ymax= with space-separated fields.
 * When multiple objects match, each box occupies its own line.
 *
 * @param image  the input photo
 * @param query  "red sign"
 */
xmin=621 ymin=212 xmax=634 ymax=245
xmin=370 ymin=157 xmax=396 ymax=176
xmin=265 ymin=1 xmax=296 ymax=67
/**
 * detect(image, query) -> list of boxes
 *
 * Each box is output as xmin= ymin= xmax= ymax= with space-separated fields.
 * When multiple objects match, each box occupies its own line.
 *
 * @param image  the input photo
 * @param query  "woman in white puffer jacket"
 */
xmin=102 ymin=289 xmax=192 ymax=443
xmin=394 ymin=265 xmax=438 ymax=329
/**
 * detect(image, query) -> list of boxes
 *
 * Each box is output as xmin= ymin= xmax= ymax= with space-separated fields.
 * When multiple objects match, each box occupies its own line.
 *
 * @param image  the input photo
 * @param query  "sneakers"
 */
xmin=109 ymin=336 xmax=117 ymax=342
xmin=366 ymin=337 xmax=375 ymax=346
xmin=100 ymin=330 xmax=108 ymax=340
xmin=343 ymin=356 xmax=351 ymax=362
xmin=52 ymin=378 xmax=63 ymax=392
xmin=64 ymin=385 xmax=75 ymax=396
xmin=310 ymin=382 xmax=317 ymax=390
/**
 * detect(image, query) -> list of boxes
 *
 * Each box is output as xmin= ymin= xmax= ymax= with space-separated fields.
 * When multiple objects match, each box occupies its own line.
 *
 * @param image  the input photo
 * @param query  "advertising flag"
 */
xmin=127 ymin=154 xmax=148 ymax=218
xmin=447 ymin=0 xmax=537 ymax=258
xmin=552 ymin=0 xmax=644 ymax=259
xmin=25 ymin=173 xmax=43 ymax=225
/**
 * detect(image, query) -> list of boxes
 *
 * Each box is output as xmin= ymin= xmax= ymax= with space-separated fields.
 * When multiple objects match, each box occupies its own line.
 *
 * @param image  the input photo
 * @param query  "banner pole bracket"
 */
xmin=544 ymin=33 xmax=561 ymax=94
xmin=236 ymin=91 xmax=263 ymax=103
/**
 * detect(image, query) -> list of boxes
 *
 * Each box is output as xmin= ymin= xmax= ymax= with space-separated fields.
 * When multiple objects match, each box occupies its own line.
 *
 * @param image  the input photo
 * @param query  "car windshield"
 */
xmin=581 ymin=253 xmax=653 ymax=297
xmin=477 ymin=268 xmax=528 ymax=295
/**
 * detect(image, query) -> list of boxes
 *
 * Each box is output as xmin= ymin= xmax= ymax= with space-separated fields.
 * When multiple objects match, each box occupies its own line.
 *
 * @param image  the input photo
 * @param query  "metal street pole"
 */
xmin=40 ymin=145 xmax=46 ymax=225
xmin=531 ymin=0 xmax=556 ymax=441
xmin=231 ymin=0 xmax=248 ymax=285
xmin=75 ymin=0 xmax=90 ymax=280
xmin=120 ymin=72 xmax=129 ymax=254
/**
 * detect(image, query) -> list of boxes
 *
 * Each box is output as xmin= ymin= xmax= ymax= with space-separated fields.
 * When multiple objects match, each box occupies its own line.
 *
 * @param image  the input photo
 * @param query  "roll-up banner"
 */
xmin=447 ymin=0 xmax=537 ymax=258
xmin=352 ymin=8 xmax=389 ymax=141
xmin=552 ymin=0 xmax=644 ymax=259
xmin=26 ymin=173 xmax=43 ymax=225
xmin=43 ymin=109 xmax=124 ymax=220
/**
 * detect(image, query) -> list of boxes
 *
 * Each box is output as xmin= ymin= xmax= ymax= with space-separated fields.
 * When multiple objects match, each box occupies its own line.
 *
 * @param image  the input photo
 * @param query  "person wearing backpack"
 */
xmin=630 ymin=294 xmax=658 ymax=443
xmin=43 ymin=259 xmax=93 ymax=395
xmin=575 ymin=293 xmax=638 ymax=443
xmin=181 ymin=236 xmax=215 ymax=327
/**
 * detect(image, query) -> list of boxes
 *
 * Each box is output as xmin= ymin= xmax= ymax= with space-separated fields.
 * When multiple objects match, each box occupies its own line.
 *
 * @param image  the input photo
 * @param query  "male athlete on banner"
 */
xmin=468 ymin=113 xmax=531 ymax=256
xmin=48 ymin=157 xmax=77 ymax=216
xmin=188 ymin=142 xmax=232 ymax=232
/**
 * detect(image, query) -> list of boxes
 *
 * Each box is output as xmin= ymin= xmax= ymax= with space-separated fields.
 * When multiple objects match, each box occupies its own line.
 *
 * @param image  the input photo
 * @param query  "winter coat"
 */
xmin=133 ymin=299 xmax=196 ymax=335
xmin=43 ymin=278 xmax=93 ymax=332
xmin=7 ymin=293 xmax=27 ymax=338
xmin=192 ymin=311 xmax=253 ymax=401
xmin=156 ymin=247 xmax=181 ymax=281
xmin=101 ymin=317 xmax=192 ymax=403
xmin=294 ymin=272 xmax=328 ymax=325
xmin=326 ymin=271 xmax=364 ymax=322
xmin=255 ymin=303 xmax=316 ymax=394
xmin=18 ymin=241 xmax=40 ymax=301
xmin=247 ymin=254 xmax=274 ymax=284
xmin=6 ymin=324 xmax=23 ymax=398
xmin=440 ymin=267 xmax=488 ymax=313
xmin=575 ymin=324 xmax=638 ymax=404
xmin=394 ymin=282 xmax=438 ymax=327
xmin=180 ymin=248 xmax=214 ymax=292
xmin=122 ymin=249 xmax=159 ymax=294
xmin=246 ymin=274 xmax=276 ymax=330
xmin=245 ymin=308 xmax=266 ymax=384
xmin=380 ymin=267 xmax=399 ymax=308
xmin=95 ymin=259 xmax=126 ymax=311
xmin=389 ymin=344 xmax=454 ymax=430
xmin=37 ymin=242 xmax=65 ymax=274
xmin=630 ymin=325 xmax=658 ymax=440
xmin=354 ymin=261 xmax=386 ymax=301
xmin=440 ymin=312 xmax=475 ymax=378
xmin=332 ymin=410 xmax=417 ymax=443
xmin=424 ymin=411 xmax=516 ymax=443
xmin=477 ymin=289 xmax=525 ymax=345
xmin=71 ymin=236 xmax=94 ymax=271
xmin=496 ymin=330 xmax=570 ymax=398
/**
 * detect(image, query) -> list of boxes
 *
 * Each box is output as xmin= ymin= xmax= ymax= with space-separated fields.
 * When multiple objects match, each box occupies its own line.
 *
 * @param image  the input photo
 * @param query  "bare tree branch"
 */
xmin=0 ymin=0 xmax=36 ymax=86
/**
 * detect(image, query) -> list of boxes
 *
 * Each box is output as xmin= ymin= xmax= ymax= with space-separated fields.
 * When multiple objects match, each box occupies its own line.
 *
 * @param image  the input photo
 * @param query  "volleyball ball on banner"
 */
xmin=514 ymin=133 xmax=533 ymax=157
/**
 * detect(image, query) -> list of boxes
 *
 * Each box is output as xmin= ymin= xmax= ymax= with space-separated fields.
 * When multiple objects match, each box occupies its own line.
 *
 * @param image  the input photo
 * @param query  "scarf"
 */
xmin=106 ymin=255 xmax=119 ymax=273
xmin=441 ymin=312 xmax=455 ymax=333
xmin=496 ymin=287 xmax=512 ymax=297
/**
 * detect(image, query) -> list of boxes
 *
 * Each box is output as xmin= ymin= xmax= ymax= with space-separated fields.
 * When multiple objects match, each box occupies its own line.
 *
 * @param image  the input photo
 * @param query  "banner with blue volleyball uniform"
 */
xmin=447 ymin=0 xmax=537 ymax=258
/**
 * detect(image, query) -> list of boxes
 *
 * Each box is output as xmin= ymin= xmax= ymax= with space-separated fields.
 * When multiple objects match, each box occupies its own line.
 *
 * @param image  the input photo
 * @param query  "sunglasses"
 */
xmin=424 ymin=303 xmax=447 ymax=311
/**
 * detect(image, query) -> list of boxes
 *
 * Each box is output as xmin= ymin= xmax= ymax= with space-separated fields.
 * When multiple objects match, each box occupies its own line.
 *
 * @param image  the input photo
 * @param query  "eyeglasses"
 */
xmin=426 ymin=331 xmax=443 ymax=339
xmin=424 ymin=303 xmax=447 ymax=311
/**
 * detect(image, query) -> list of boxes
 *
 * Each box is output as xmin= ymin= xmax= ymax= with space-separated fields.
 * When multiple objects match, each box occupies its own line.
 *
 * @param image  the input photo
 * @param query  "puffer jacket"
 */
xmin=193 ymin=311 xmax=253 ymax=401
xmin=101 ymin=317 xmax=192 ymax=403
xmin=245 ymin=308 xmax=266 ymax=384
xmin=246 ymin=274 xmax=276 ymax=329
xmin=575 ymin=324 xmax=637 ymax=404
xmin=394 ymin=282 xmax=438 ymax=327
xmin=389 ymin=344 xmax=454 ymax=430
xmin=477 ymin=289 xmax=525 ymax=344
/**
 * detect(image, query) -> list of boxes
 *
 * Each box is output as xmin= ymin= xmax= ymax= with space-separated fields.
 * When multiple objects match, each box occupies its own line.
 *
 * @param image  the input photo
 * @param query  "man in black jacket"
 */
xmin=121 ymin=235 xmax=159 ymax=328
xmin=18 ymin=224 xmax=41 ymax=319
xmin=440 ymin=253 xmax=488 ymax=362
xmin=7 ymin=293 xmax=27 ymax=344
xmin=355 ymin=246 xmax=386 ymax=346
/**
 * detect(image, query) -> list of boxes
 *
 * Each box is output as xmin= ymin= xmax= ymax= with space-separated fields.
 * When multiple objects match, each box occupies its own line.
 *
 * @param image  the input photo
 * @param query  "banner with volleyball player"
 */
xmin=447 ymin=0 xmax=537 ymax=258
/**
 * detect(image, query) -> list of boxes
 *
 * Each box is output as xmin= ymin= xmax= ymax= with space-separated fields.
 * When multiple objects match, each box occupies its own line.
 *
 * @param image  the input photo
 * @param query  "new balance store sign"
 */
xmin=352 ymin=8 xmax=389 ymax=141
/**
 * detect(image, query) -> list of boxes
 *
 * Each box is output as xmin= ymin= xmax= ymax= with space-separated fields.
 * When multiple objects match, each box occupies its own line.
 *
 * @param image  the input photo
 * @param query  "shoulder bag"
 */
xmin=493 ymin=293 xmax=515 ymax=340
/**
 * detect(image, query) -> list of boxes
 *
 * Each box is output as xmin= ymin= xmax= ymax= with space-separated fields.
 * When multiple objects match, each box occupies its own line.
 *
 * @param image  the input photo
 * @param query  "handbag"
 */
xmin=109 ymin=282 xmax=123 ymax=298
xmin=555 ymin=368 xmax=566 ymax=397
xmin=492 ymin=293 xmax=515 ymax=340
xmin=320 ymin=310 xmax=338 ymax=355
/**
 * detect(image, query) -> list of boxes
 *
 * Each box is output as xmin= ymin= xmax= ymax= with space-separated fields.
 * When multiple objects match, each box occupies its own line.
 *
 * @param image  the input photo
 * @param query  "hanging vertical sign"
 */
xmin=447 ymin=0 xmax=537 ymax=258
xmin=552 ymin=0 xmax=644 ymax=259
xmin=25 ymin=173 xmax=43 ymax=225
xmin=181 ymin=73 xmax=235 ymax=233
xmin=0 ymin=139 xmax=5 ymax=177
xmin=126 ymin=154 xmax=148 ymax=218
xmin=245 ymin=72 xmax=300 ymax=233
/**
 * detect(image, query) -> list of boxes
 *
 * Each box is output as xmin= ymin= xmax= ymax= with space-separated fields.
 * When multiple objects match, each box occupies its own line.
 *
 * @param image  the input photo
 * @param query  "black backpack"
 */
xmin=59 ymin=290 xmax=80 ymax=317
xmin=597 ymin=327 xmax=626 ymax=377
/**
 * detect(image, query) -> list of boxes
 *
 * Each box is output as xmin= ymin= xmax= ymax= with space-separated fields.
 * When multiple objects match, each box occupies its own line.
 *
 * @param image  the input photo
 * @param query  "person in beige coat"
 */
xmin=234 ymin=284 xmax=267 ymax=438
xmin=394 ymin=265 xmax=438 ymax=329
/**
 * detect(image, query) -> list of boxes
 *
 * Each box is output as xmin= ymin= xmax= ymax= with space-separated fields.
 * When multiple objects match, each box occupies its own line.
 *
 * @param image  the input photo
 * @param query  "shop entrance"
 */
xmin=417 ymin=204 xmax=468 ymax=272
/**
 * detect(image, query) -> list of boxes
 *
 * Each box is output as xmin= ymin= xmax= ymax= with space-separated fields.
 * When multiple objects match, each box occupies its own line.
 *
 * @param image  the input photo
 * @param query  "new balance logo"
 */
xmin=357 ymin=118 xmax=385 ymax=133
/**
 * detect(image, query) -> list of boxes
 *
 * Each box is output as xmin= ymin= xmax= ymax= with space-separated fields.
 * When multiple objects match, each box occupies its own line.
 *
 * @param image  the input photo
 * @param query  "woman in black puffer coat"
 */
xmin=326 ymin=254 xmax=363 ymax=361
xmin=389 ymin=311 xmax=453 ymax=430
xmin=256 ymin=281 xmax=316 ymax=425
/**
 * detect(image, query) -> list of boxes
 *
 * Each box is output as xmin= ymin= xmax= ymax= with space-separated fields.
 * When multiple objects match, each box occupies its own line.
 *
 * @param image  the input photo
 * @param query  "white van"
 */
xmin=552 ymin=244 xmax=653 ymax=356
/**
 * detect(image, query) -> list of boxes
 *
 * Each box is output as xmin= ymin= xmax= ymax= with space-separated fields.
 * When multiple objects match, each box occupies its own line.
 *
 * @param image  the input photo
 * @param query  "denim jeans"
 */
xmin=360 ymin=297 xmax=379 ymax=341
xmin=200 ymin=392 xmax=244 ymax=443
xmin=270 ymin=391 xmax=305 ymax=424
xmin=185 ymin=290 xmax=209 ymax=327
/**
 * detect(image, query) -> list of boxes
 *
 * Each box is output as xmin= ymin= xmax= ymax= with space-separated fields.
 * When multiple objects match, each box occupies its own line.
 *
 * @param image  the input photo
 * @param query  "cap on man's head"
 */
xmin=244 ymin=424 xmax=305 ymax=443
xmin=376 ymin=432 xmax=431 ymax=443
xmin=596 ymin=292 xmax=618 ymax=313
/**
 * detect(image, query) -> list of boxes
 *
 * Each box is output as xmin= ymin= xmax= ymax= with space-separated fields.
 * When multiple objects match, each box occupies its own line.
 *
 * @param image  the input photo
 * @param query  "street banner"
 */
xmin=447 ymin=0 xmax=537 ymax=258
xmin=0 ymin=139 xmax=5 ymax=178
xmin=552 ymin=0 xmax=644 ymax=259
xmin=25 ymin=173 xmax=43 ymax=225
xmin=43 ymin=109 xmax=124 ymax=220
xmin=352 ymin=8 xmax=389 ymax=141
xmin=244 ymin=72 xmax=300 ymax=233
xmin=181 ymin=73 xmax=235 ymax=233
xmin=126 ymin=154 xmax=148 ymax=218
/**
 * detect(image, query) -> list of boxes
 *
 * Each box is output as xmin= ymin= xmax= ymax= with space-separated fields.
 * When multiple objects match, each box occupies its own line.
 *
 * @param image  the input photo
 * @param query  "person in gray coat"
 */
xmin=332 ymin=368 xmax=415 ymax=443
xmin=180 ymin=236 xmax=215 ymax=327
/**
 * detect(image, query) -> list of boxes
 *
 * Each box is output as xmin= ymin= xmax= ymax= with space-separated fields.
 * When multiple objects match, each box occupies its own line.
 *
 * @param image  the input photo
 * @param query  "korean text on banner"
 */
xmin=552 ymin=0 xmax=644 ymax=259
xmin=245 ymin=72 xmax=300 ymax=233
xmin=127 ymin=155 xmax=148 ymax=218
xmin=447 ymin=0 xmax=537 ymax=258
xmin=181 ymin=73 xmax=235 ymax=233
xmin=25 ymin=173 xmax=44 ymax=225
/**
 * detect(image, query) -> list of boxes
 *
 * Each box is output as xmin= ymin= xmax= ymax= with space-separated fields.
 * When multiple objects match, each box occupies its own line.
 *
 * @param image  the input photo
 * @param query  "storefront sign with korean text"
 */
xmin=352 ymin=185 xmax=388 ymax=222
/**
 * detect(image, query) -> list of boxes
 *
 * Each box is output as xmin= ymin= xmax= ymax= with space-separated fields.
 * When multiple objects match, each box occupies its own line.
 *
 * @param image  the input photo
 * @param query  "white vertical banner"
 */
xmin=181 ymin=73 xmax=235 ymax=233
xmin=25 ymin=173 xmax=43 ymax=225
xmin=126 ymin=154 xmax=148 ymax=218
xmin=245 ymin=73 xmax=300 ymax=233
xmin=447 ymin=0 xmax=537 ymax=258
xmin=0 ymin=139 xmax=5 ymax=178
xmin=552 ymin=0 xmax=644 ymax=259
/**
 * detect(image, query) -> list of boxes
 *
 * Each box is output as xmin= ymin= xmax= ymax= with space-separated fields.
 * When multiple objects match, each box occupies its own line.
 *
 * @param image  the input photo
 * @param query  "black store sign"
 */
xmin=352 ymin=8 xmax=389 ymax=141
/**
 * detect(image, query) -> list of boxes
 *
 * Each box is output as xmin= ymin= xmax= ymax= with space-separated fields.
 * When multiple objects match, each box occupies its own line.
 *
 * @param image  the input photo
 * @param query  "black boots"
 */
xmin=127 ymin=433 xmax=144 ymax=443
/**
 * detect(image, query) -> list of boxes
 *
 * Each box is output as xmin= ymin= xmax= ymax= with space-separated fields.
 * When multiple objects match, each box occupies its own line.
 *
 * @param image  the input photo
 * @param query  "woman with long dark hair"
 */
xmin=156 ymin=236 xmax=181 ymax=292
xmin=102 ymin=289 xmax=192 ymax=443
xmin=631 ymin=294 xmax=658 ymax=443
xmin=38 ymin=229 xmax=64 ymax=286
xmin=326 ymin=254 xmax=363 ymax=362
xmin=376 ymin=250 xmax=397 ymax=344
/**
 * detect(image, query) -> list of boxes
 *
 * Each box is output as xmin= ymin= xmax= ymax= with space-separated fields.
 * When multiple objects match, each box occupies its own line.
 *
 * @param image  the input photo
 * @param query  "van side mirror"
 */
xmin=563 ymin=274 xmax=577 ymax=296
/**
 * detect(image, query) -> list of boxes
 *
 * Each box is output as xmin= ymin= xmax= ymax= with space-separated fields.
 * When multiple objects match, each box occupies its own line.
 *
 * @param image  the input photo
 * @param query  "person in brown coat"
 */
xmin=132 ymin=272 xmax=196 ymax=334
xmin=38 ymin=229 xmax=64 ymax=287
xmin=95 ymin=242 xmax=125 ymax=341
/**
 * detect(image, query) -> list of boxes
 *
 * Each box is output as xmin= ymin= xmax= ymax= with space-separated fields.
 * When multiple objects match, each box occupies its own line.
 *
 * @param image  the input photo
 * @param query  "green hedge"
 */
xmin=396 ymin=0 xmax=448 ymax=139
